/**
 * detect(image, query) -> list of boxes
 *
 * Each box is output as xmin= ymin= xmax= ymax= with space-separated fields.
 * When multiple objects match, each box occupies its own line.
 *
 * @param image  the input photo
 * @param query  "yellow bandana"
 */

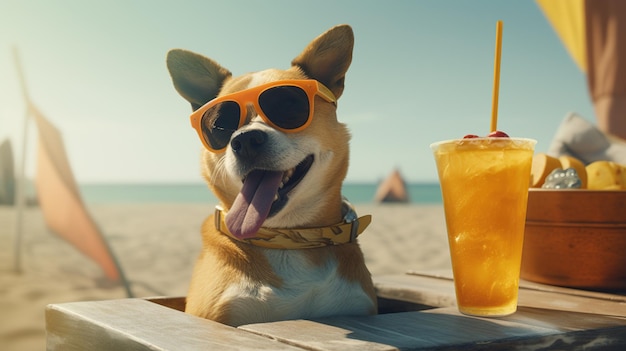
xmin=214 ymin=201 xmax=371 ymax=249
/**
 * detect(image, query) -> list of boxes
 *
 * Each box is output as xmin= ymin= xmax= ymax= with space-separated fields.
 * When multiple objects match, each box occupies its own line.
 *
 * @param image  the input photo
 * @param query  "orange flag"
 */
xmin=31 ymin=104 xmax=122 ymax=282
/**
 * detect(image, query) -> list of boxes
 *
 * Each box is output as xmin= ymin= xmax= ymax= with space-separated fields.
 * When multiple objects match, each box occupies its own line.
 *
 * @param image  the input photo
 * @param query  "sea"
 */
xmin=78 ymin=182 xmax=442 ymax=205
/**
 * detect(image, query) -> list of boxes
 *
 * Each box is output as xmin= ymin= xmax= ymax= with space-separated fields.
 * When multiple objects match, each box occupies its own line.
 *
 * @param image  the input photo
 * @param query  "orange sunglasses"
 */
xmin=190 ymin=79 xmax=337 ymax=152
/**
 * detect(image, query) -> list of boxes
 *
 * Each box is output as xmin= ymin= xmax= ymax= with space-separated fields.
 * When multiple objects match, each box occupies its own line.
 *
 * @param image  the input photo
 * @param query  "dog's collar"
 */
xmin=214 ymin=199 xmax=371 ymax=249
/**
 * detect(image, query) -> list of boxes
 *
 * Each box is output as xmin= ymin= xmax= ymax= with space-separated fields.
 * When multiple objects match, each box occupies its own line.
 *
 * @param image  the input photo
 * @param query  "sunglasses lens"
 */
xmin=259 ymin=86 xmax=310 ymax=130
xmin=201 ymin=101 xmax=240 ymax=150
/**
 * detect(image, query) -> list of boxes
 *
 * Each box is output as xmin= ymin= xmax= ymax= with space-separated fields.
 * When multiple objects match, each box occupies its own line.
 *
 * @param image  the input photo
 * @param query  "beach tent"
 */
xmin=537 ymin=0 xmax=626 ymax=139
xmin=374 ymin=169 xmax=410 ymax=203
xmin=12 ymin=49 xmax=132 ymax=297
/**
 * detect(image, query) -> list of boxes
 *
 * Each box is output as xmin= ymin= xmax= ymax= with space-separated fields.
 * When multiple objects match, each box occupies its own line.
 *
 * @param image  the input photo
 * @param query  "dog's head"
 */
xmin=167 ymin=25 xmax=354 ymax=239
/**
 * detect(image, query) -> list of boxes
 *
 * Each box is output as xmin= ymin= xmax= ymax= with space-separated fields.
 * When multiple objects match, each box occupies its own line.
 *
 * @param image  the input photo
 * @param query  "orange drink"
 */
xmin=431 ymin=137 xmax=535 ymax=316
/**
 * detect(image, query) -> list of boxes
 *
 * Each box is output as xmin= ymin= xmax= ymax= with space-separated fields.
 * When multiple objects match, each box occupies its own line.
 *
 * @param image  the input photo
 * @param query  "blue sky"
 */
xmin=0 ymin=0 xmax=594 ymax=184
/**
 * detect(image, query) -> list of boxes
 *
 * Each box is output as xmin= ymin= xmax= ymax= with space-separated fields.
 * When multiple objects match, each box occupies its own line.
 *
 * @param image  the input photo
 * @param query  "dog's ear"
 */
xmin=292 ymin=25 xmax=354 ymax=99
xmin=166 ymin=49 xmax=232 ymax=111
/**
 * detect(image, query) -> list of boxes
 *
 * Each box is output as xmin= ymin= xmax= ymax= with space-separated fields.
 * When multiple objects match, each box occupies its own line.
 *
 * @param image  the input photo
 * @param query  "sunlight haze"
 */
xmin=0 ymin=0 xmax=594 ymax=184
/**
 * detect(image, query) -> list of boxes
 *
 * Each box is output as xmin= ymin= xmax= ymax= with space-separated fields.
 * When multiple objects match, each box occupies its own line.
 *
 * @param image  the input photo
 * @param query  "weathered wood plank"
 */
xmin=423 ymin=307 xmax=626 ymax=350
xmin=240 ymin=308 xmax=558 ymax=351
xmin=45 ymin=273 xmax=626 ymax=351
xmin=241 ymin=307 xmax=626 ymax=351
xmin=46 ymin=299 xmax=304 ymax=351
xmin=504 ymin=307 xmax=626 ymax=331
xmin=375 ymin=273 xmax=626 ymax=317
xmin=374 ymin=274 xmax=457 ymax=308
xmin=407 ymin=270 xmax=626 ymax=302
xmin=519 ymin=289 xmax=626 ymax=318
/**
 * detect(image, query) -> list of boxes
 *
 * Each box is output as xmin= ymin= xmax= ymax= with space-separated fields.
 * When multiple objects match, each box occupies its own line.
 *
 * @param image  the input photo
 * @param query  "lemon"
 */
xmin=530 ymin=153 xmax=561 ymax=188
xmin=586 ymin=161 xmax=625 ymax=190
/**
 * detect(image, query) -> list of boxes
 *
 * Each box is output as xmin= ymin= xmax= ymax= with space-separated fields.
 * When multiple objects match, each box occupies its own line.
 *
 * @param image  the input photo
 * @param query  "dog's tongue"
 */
xmin=225 ymin=170 xmax=283 ymax=239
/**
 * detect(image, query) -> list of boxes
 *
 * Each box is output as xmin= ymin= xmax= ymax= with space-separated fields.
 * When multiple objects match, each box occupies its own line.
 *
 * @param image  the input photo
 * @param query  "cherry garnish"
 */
xmin=487 ymin=130 xmax=509 ymax=138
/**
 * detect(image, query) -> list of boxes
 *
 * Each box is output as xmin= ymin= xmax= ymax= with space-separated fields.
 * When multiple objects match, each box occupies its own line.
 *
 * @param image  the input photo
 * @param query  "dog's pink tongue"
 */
xmin=225 ymin=170 xmax=283 ymax=239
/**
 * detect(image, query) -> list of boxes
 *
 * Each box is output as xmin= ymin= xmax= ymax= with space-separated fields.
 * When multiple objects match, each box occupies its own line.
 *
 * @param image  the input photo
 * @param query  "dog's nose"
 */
xmin=231 ymin=130 xmax=267 ymax=160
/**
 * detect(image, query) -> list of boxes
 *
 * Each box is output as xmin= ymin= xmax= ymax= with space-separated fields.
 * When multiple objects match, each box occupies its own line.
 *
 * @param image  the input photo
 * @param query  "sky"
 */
xmin=0 ymin=0 xmax=595 ymax=184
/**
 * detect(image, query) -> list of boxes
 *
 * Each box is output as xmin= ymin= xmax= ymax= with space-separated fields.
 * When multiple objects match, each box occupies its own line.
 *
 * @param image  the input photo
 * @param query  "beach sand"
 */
xmin=0 ymin=203 xmax=450 ymax=351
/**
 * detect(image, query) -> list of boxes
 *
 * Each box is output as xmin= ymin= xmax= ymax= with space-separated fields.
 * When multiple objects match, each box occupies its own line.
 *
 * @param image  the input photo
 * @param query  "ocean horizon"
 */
xmin=77 ymin=182 xmax=442 ymax=205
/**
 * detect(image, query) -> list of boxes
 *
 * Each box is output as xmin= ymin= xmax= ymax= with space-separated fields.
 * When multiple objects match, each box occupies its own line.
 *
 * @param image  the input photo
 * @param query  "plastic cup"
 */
xmin=431 ymin=137 xmax=536 ymax=317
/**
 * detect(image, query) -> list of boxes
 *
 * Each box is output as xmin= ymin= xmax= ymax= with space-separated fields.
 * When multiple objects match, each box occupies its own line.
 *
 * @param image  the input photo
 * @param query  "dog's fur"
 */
xmin=166 ymin=25 xmax=377 ymax=326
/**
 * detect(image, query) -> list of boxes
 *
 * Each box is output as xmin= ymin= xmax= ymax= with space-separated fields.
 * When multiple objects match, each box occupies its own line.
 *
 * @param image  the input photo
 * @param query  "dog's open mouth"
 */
xmin=225 ymin=155 xmax=314 ymax=239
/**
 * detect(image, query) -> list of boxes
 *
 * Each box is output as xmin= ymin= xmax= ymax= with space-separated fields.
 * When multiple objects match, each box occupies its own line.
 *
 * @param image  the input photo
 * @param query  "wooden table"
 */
xmin=46 ymin=271 xmax=626 ymax=350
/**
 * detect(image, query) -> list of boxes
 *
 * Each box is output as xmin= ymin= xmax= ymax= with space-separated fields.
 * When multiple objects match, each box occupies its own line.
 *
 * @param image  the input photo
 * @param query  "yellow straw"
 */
xmin=490 ymin=20 xmax=503 ymax=133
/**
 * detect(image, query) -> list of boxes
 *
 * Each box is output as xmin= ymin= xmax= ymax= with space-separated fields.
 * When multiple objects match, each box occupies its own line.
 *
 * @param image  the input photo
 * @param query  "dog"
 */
xmin=166 ymin=24 xmax=377 ymax=326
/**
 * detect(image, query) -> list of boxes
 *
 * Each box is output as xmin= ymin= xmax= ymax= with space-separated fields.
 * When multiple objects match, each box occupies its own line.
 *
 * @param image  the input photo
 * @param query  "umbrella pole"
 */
xmin=13 ymin=47 xmax=31 ymax=274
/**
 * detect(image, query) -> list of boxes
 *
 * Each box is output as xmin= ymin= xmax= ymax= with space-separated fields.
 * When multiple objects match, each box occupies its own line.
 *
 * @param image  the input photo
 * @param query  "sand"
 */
xmin=0 ymin=203 xmax=450 ymax=351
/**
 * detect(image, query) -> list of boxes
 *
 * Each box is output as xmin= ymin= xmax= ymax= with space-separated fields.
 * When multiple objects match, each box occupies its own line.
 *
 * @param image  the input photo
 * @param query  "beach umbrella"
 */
xmin=537 ymin=0 xmax=626 ymax=139
xmin=12 ymin=48 xmax=133 ymax=297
